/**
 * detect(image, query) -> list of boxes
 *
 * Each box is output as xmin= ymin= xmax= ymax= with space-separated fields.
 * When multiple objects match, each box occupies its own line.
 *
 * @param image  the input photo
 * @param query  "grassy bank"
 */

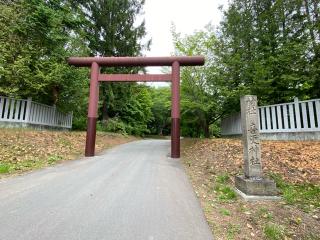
xmin=0 ymin=128 xmax=136 ymax=177
xmin=181 ymin=138 xmax=320 ymax=240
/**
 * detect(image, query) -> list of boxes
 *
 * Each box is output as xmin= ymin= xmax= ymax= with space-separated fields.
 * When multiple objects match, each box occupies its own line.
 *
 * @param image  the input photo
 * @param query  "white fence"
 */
xmin=0 ymin=96 xmax=73 ymax=129
xmin=221 ymin=98 xmax=320 ymax=135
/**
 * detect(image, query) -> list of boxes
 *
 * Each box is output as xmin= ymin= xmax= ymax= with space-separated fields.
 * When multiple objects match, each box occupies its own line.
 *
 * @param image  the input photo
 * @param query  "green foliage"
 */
xmin=269 ymin=173 xmax=320 ymax=212
xmin=258 ymin=207 xmax=273 ymax=220
xmin=263 ymin=223 xmax=285 ymax=240
xmin=219 ymin=208 xmax=231 ymax=216
xmin=97 ymin=118 xmax=127 ymax=135
xmin=148 ymin=87 xmax=171 ymax=135
xmin=76 ymin=0 xmax=150 ymax=57
xmin=2 ymin=0 xmax=318 ymax=137
xmin=173 ymin=26 xmax=229 ymax=137
xmin=213 ymin=184 xmax=237 ymax=202
xmin=0 ymin=0 xmax=89 ymax=129
xmin=0 ymin=0 xmax=152 ymax=134
xmin=209 ymin=124 xmax=221 ymax=137
xmin=72 ymin=115 xmax=87 ymax=130
xmin=216 ymin=173 xmax=230 ymax=184
xmin=0 ymin=164 xmax=10 ymax=173
xmin=166 ymin=0 xmax=320 ymax=138
xmin=47 ymin=154 xmax=63 ymax=164
xmin=0 ymin=0 xmax=89 ymax=102
xmin=226 ymin=223 xmax=241 ymax=240
xmin=218 ymin=0 xmax=320 ymax=104
xmin=98 ymin=115 xmax=151 ymax=137
xmin=100 ymin=84 xmax=153 ymax=136
xmin=77 ymin=0 xmax=151 ymax=129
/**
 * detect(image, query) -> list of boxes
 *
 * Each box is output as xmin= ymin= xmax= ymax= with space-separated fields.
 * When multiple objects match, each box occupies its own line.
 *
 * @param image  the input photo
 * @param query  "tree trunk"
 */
xmin=305 ymin=0 xmax=318 ymax=57
xmin=204 ymin=121 xmax=210 ymax=138
xmin=52 ymin=86 xmax=59 ymax=105
xmin=101 ymin=83 xmax=110 ymax=121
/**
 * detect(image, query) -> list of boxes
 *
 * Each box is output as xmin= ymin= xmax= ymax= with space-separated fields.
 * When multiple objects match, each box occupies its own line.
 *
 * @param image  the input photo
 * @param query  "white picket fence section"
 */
xmin=0 ymin=96 xmax=73 ymax=129
xmin=221 ymin=98 xmax=320 ymax=135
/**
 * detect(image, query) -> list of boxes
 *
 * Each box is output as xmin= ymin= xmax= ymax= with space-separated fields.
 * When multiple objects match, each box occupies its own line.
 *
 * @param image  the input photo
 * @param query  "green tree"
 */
xmin=0 ymin=0 xmax=89 ymax=111
xmin=0 ymin=0 xmax=152 ymax=133
xmin=218 ymin=0 xmax=319 ymax=106
xmin=75 ymin=0 xmax=149 ymax=57
xmin=173 ymin=26 xmax=228 ymax=137
xmin=77 ymin=0 xmax=151 ymax=126
xmin=148 ymin=87 xmax=171 ymax=135
xmin=102 ymin=84 xmax=153 ymax=135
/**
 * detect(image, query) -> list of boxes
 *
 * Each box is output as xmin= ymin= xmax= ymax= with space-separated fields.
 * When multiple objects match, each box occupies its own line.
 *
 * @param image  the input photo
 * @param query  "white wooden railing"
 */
xmin=0 ymin=96 xmax=72 ymax=129
xmin=221 ymin=98 xmax=320 ymax=135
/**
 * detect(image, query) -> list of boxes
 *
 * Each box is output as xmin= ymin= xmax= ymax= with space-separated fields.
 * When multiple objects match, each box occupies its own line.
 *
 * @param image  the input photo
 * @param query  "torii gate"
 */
xmin=68 ymin=56 xmax=205 ymax=158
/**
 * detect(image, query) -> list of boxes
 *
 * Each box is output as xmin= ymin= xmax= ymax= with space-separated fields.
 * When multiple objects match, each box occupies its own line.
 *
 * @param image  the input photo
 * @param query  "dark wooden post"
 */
xmin=85 ymin=62 xmax=100 ymax=156
xmin=171 ymin=61 xmax=180 ymax=158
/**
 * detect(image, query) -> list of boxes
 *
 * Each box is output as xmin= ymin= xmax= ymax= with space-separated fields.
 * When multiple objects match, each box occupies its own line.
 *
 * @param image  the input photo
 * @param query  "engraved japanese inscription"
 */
xmin=240 ymin=95 xmax=262 ymax=178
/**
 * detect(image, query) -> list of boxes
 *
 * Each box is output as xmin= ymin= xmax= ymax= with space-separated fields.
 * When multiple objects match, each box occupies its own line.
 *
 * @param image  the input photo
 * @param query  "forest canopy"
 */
xmin=0 ymin=0 xmax=319 ymax=137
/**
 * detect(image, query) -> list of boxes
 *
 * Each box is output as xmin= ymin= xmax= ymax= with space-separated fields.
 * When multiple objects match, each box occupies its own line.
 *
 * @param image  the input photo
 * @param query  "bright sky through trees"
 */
xmin=143 ymin=0 xmax=228 ymax=75
xmin=144 ymin=0 xmax=227 ymax=56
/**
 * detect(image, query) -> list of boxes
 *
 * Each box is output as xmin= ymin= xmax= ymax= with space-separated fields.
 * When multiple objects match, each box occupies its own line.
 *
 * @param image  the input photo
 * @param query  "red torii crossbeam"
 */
xmin=68 ymin=56 xmax=205 ymax=158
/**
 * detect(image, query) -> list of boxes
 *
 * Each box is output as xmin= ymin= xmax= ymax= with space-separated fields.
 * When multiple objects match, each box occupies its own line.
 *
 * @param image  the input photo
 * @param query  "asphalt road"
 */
xmin=0 ymin=139 xmax=213 ymax=240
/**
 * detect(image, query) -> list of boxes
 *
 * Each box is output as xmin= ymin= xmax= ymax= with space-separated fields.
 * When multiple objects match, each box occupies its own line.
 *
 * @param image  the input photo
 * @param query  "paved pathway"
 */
xmin=0 ymin=140 xmax=213 ymax=240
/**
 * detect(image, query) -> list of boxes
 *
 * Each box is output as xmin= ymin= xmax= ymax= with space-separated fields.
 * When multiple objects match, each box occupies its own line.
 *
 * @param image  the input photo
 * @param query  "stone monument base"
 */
xmin=235 ymin=175 xmax=278 ymax=196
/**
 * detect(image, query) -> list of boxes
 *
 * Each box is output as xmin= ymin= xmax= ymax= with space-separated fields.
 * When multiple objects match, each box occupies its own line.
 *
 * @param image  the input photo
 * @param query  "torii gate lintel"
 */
xmin=68 ymin=56 xmax=205 ymax=158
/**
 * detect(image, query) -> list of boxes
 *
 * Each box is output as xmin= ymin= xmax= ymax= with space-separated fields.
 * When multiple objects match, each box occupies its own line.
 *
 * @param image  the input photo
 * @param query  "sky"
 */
xmin=142 ymin=0 xmax=228 ymax=75
xmin=143 ymin=0 xmax=228 ymax=56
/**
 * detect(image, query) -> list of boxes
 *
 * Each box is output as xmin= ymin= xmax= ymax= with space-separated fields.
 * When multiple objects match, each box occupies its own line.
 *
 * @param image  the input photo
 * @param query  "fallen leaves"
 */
xmin=182 ymin=138 xmax=320 ymax=184
xmin=0 ymin=128 xmax=136 ymax=176
xmin=181 ymin=138 xmax=320 ymax=240
xmin=262 ymin=141 xmax=320 ymax=184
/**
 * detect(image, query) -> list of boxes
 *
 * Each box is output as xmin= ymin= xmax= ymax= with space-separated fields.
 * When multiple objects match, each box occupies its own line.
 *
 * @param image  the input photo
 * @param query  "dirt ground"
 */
xmin=181 ymin=138 xmax=320 ymax=240
xmin=0 ymin=128 xmax=136 ymax=177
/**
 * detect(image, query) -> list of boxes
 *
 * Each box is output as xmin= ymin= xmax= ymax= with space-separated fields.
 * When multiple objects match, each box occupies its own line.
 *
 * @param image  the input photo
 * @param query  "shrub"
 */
xmin=97 ymin=118 xmax=150 ymax=136
xmin=97 ymin=118 xmax=128 ymax=135
xmin=72 ymin=116 xmax=87 ymax=130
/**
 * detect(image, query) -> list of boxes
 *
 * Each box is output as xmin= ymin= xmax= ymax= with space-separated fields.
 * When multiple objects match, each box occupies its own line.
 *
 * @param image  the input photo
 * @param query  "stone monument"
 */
xmin=235 ymin=95 xmax=278 ymax=197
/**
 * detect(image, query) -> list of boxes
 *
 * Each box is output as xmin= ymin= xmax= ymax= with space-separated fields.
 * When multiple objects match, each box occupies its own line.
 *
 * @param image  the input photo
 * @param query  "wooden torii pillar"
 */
xmin=68 ymin=56 xmax=205 ymax=158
